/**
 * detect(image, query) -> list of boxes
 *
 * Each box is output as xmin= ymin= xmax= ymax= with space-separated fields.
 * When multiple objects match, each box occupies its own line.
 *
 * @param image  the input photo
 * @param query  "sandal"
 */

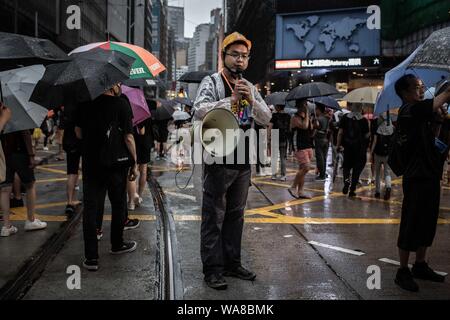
xmin=288 ymin=188 xmax=299 ymax=199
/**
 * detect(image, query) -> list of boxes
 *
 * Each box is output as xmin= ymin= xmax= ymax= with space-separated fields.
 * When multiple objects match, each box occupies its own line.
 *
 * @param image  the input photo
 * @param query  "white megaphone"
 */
xmin=192 ymin=108 xmax=241 ymax=157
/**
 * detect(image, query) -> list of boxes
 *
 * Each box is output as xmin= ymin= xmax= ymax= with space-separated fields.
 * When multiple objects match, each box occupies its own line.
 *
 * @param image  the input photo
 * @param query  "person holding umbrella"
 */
xmin=336 ymin=103 xmax=370 ymax=198
xmin=393 ymin=74 xmax=450 ymax=292
xmin=75 ymin=80 xmax=139 ymax=270
xmin=288 ymin=99 xmax=315 ymax=199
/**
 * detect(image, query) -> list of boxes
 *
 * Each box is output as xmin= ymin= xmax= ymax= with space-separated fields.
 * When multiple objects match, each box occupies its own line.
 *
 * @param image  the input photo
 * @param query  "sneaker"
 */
xmin=134 ymin=195 xmax=143 ymax=207
xmin=264 ymin=167 xmax=272 ymax=176
xmin=10 ymin=198 xmax=24 ymax=208
xmin=204 ymin=274 xmax=228 ymax=290
xmin=384 ymin=188 xmax=392 ymax=201
xmin=375 ymin=192 xmax=381 ymax=199
xmin=83 ymin=259 xmax=99 ymax=271
xmin=412 ymin=262 xmax=446 ymax=282
xmin=65 ymin=204 xmax=76 ymax=215
xmin=271 ymin=175 xmax=277 ymax=180
xmin=124 ymin=219 xmax=140 ymax=230
xmin=395 ymin=267 xmax=419 ymax=292
xmin=223 ymin=266 xmax=256 ymax=281
xmin=279 ymin=176 xmax=287 ymax=182
xmin=24 ymin=219 xmax=47 ymax=231
xmin=74 ymin=185 xmax=80 ymax=191
xmin=342 ymin=182 xmax=350 ymax=195
xmin=348 ymin=190 xmax=357 ymax=198
xmin=43 ymin=147 xmax=49 ymax=151
xmin=155 ymin=156 xmax=161 ymax=161
xmin=315 ymin=176 xmax=326 ymax=182
xmin=110 ymin=241 xmax=137 ymax=255
xmin=96 ymin=229 xmax=103 ymax=241
xmin=1 ymin=225 xmax=18 ymax=237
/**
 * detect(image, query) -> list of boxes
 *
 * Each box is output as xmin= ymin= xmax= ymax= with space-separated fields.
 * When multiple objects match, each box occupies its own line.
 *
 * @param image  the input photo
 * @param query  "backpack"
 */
xmin=99 ymin=113 xmax=134 ymax=169
xmin=343 ymin=116 xmax=363 ymax=147
xmin=388 ymin=105 xmax=412 ymax=176
xmin=375 ymin=133 xmax=393 ymax=156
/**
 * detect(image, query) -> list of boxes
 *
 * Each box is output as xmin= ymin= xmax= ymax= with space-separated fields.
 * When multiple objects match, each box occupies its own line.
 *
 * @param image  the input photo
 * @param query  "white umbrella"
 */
xmin=172 ymin=110 xmax=191 ymax=121
xmin=343 ymin=87 xmax=381 ymax=105
xmin=0 ymin=65 xmax=47 ymax=134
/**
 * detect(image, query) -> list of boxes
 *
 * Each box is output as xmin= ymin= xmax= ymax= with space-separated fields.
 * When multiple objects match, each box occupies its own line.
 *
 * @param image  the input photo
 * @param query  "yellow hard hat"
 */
xmin=222 ymin=32 xmax=252 ymax=52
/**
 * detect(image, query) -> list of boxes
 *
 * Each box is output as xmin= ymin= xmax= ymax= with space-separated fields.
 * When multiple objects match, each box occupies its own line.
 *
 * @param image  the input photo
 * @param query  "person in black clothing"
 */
xmin=62 ymin=103 xmax=82 ymax=215
xmin=269 ymin=104 xmax=291 ymax=181
xmin=336 ymin=103 xmax=370 ymax=197
xmin=393 ymin=74 xmax=450 ymax=292
xmin=75 ymin=84 xmax=139 ymax=271
xmin=1 ymin=129 xmax=47 ymax=237
xmin=313 ymin=103 xmax=330 ymax=181
xmin=127 ymin=117 xmax=153 ymax=211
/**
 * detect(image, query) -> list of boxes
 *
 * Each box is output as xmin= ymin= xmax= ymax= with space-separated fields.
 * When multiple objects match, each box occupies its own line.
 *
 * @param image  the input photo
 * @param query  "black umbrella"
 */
xmin=0 ymin=32 xmax=69 ymax=71
xmin=154 ymin=103 xmax=175 ymax=121
xmin=178 ymin=71 xmax=214 ymax=83
xmin=309 ymin=96 xmax=341 ymax=110
xmin=264 ymin=92 xmax=288 ymax=106
xmin=409 ymin=26 xmax=450 ymax=72
xmin=174 ymin=97 xmax=193 ymax=107
xmin=286 ymin=82 xmax=339 ymax=101
xmin=30 ymin=48 xmax=135 ymax=108
xmin=122 ymin=77 xmax=166 ymax=89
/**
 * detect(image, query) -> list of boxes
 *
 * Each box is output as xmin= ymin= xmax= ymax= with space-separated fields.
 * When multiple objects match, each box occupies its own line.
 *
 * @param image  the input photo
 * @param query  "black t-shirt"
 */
xmin=270 ymin=112 xmax=291 ymax=145
xmin=293 ymin=114 xmax=313 ymax=150
xmin=399 ymin=99 xmax=441 ymax=180
xmin=134 ymin=117 xmax=154 ymax=151
xmin=75 ymin=94 xmax=133 ymax=175
xmin=340 ymin=115 xmax=369 ymax=150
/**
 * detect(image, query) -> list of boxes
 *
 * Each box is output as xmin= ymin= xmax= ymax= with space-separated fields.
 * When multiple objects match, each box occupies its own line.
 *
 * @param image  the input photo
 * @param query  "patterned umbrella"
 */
xmin=409 ymin=26 xmax=450 ymax=72
xmin=69 ymin=41 xmax=166 ymax=79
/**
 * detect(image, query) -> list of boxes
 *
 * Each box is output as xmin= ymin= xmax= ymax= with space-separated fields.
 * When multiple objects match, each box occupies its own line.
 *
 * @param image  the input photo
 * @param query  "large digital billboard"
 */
xmin=276 ymin=8 xmax=381 ymax=69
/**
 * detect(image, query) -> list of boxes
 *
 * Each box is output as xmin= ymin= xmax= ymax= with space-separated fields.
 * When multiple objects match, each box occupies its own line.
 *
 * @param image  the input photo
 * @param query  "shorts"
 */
xmin=295 ymin=148 xmax=313 ymax=167
xmin=66 ymin=150 xmax=81 ymax=175
xmin=0 ymin=153 xmax=35 ymax=188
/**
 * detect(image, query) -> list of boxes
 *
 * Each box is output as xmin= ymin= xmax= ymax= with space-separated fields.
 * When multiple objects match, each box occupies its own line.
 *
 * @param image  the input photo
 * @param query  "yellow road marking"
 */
xmin=35 ymin=167 xmax=67 ymax=175
xmin=36 ymin=178 xmax=69 ymax=184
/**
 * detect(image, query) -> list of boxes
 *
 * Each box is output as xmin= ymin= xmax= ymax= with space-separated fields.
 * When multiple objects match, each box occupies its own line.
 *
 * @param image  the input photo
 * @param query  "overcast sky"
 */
xmin=168 ymin=0 xmax=223 ymax=38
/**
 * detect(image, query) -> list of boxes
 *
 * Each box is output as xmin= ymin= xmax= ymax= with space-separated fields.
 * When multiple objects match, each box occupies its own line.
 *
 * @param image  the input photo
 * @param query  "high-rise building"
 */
xmin=188 ymin=24 xmax=210 ymax=72
xmin=144 ymin=0 xmax=154 ymax=52
xmin=167 ymin=6 xmax=184 ymax=43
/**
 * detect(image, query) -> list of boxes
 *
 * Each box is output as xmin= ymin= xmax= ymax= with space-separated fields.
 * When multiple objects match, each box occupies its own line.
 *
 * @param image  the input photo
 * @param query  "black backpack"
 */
xmin=343 ymin=116 xmax=362 ymax=147
xmin=99 ymin=113 xmax=135 ymax=169
xmin=375 ymin=133 xmax=393 ymax=156
xmin=388 ymin=106 xmax=412 ymax=176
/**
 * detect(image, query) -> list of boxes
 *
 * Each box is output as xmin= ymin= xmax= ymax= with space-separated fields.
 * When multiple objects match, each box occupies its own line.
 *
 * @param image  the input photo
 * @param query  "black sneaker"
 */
xmin=395 ymin=267 xmax=419 ymax=292
xmin=204 ymin=274 xmax=228 ymax=290
xmin=65 ymin=204 xmax=76 ymax=215
xmin=348 ymin=190 xmax=357 ymax=198
xmin=223 ymin=266 xmax=256 ymax=281
xmin=10 ymin=198 xmax=24 ymax=208
xmin=124 ymin=219 xmax=140 ymax=231
xmin=412 ymin=262 xmax=446 ymax=282
xmin=83 ymin=259 xmax=99 ymax=271
xmin=375 ymin=192 xmax=381 ymax=199
xmin=342 ymin=182 xmax=350 ymax=195
xmin=110 ymin=241 xmax=137 ymax=255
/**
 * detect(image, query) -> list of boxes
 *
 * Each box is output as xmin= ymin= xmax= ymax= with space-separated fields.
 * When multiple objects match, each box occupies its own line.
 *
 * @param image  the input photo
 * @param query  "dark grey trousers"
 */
xmin=200 ymin=165 xmax=251 ymax=276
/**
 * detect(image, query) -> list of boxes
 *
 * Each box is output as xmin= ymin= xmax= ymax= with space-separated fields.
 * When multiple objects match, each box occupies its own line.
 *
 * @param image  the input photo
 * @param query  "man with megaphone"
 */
xmin=193 ymin=32 xmax=272 ymax=290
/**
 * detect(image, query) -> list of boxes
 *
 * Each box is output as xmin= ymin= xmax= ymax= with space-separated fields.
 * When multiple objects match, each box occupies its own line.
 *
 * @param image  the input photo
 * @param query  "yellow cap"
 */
xmin=222 ymin=32 xmax=252 ymax=52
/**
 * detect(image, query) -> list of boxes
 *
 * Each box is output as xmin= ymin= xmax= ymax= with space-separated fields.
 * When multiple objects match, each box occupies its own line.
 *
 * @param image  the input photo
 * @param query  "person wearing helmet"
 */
xmin=193 ymin=32 xmax=271 ymax=290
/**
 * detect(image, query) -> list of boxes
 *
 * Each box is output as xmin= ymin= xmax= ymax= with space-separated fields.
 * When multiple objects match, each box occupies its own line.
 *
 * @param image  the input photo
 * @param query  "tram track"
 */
xmin=251 ymin=181 xmax=364 ymax=300
xmin=0 ymin=158 xmax=183 ymax=300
